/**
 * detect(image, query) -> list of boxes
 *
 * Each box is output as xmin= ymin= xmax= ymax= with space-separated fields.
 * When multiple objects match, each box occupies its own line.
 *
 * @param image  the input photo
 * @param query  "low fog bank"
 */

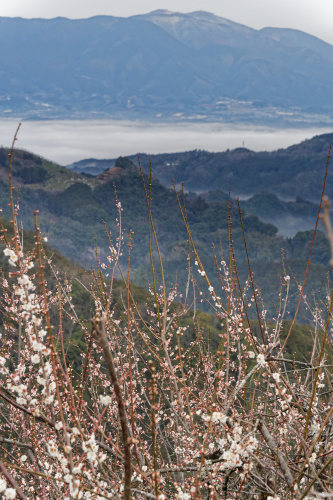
xmin=0 ymin=119 xmax=332 ymax=165
xmin=259 ymin=215 xmax=315 ymax=238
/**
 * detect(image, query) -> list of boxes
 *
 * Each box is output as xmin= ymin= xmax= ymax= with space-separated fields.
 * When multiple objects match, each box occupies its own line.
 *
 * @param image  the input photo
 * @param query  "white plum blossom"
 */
xmin=16 ymin=397 xmax=27 ymax=406
xmin=32 ymin=341 xmax=43 ymax=352
xmin=177 ymin=490 xmax=191 ymax=500
xmin=64 ymin=473 xmax=73 ymax=484
xmin=44 ymin=363 xmax=52 ymax=376
xmin=44 ymin=395 xmax=55 ymax=405
xmin=37 ymin=375 xmax=46 ymax=386
xmin=256 ymin=353 xmax=266 ymax=366
xmin=211 ymin=412 xmax=228 ymax=424
xmin=99 ymin=394 xmax=112 ymax=405
xmin=3 ymin=247 xmax=18 ymax=266
xmin=31 ymin=354 xmax=40 ymax=364
xmin=202 ymin=411 xmax=227 ymax=424
xmin=0 ymin=479 xmax=7 ymax=493
xmin=72 ymin=463 xmax=83 ymax=474
xmin=4 ymin=488 xmax=17 ymax=499
xmin=17 ymin=275 xmax=33 ymax=289
xmin=82 ymin=434 xmax=99 ymax=467
xmin=49 ymin=381 xmax=56 ymax=392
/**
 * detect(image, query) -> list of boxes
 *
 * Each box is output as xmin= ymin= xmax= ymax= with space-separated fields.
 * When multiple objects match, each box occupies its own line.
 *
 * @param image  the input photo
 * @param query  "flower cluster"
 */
xmin=0 ymin=176 xmax=332 ymax=499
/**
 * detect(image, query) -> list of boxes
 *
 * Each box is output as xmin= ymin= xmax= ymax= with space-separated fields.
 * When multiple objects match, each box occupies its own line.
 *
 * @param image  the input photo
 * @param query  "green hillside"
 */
xmin=0 ymin=147 xmax=331 ymax=321
xmin=104 ymin=132 xmax=333 ymax=200
xmin=0 ymin=217 xmax=328 ymax=372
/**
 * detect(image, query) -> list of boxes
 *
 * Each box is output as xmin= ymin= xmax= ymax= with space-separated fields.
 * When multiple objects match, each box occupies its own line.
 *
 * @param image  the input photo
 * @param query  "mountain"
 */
xmin=70 ymin=132 xmax=332 ymax=202
xmin=0 ymin=147 xmax=331 ymax=320
xmin=68 ymin=131 xmax=333 ymax=236
xmin=0 ymin=12 xmax=333 ymax=124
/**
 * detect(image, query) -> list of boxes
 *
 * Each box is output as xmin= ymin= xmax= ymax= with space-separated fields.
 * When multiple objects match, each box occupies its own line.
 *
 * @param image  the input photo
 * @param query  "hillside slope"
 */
xmin=0 ymin=147 xmax=331 ymax=320
xmin=71 ymin=132 xmax=332 ymax=201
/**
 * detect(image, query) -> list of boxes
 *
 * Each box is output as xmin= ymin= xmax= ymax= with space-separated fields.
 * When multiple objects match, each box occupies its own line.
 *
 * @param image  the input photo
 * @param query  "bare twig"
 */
xmin=91 ymin=315 xmax=132 ymax=500
xmin=281 ymin=145 xmax=331 ymax=352
xmin=0 ymin=438 xmax=33 ymax=450
xmin=320 ymin=195 xmax=333 ymax=268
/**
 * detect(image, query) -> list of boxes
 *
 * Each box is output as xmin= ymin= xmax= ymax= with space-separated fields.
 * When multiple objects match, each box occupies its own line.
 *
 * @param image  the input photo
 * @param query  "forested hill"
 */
xmin=69 ymin=132 xmax=333 ymax=200
xmin=69 ymin=131 xmax=333 ymax=236
xmin=0 ymin=147 xmax=331 ymax=320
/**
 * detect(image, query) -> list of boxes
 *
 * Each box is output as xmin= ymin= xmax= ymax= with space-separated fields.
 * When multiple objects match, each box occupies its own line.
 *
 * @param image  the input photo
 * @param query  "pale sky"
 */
xmin=0 ymin=0 xmax=332 ymax=45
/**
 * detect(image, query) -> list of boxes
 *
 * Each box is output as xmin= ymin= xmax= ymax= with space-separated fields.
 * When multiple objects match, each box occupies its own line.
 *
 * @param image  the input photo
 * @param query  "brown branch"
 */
xmin=258 ymin=420 xmax=294 ymax=488
xmin=91 ymin=315 xmax=132 ymax=500
xmin=0 ymin=438 xmax=33 ymax=450
xmin=0 ymin=390 xmax=53 ymax=427
xmin=281 ymin=145 xmax=331 ymax=352
xmin=0 ymin=460 xmax=27 ymax=500
xmin=320 ymin=195 xmax=333 ymax=268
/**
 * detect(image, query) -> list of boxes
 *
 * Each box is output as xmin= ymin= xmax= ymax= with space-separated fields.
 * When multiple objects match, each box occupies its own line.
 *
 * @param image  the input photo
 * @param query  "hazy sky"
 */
xmin=0 ymin=0 xmax=332 ymax=45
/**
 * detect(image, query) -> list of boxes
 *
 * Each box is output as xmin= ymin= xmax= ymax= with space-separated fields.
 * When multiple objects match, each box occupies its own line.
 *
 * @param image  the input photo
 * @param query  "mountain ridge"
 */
xmin=68 ymin=131 xmax=333 ymax=201
xmin=0 ymin=11 xmax=332 ymax=124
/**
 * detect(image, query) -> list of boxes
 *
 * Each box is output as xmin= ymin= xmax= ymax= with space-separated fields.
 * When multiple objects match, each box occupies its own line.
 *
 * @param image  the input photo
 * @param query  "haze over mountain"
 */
xmin=69 ymin=131 xmax=333 ymax=236
xmin=0 ymin=10 xmax=333 ymax=125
